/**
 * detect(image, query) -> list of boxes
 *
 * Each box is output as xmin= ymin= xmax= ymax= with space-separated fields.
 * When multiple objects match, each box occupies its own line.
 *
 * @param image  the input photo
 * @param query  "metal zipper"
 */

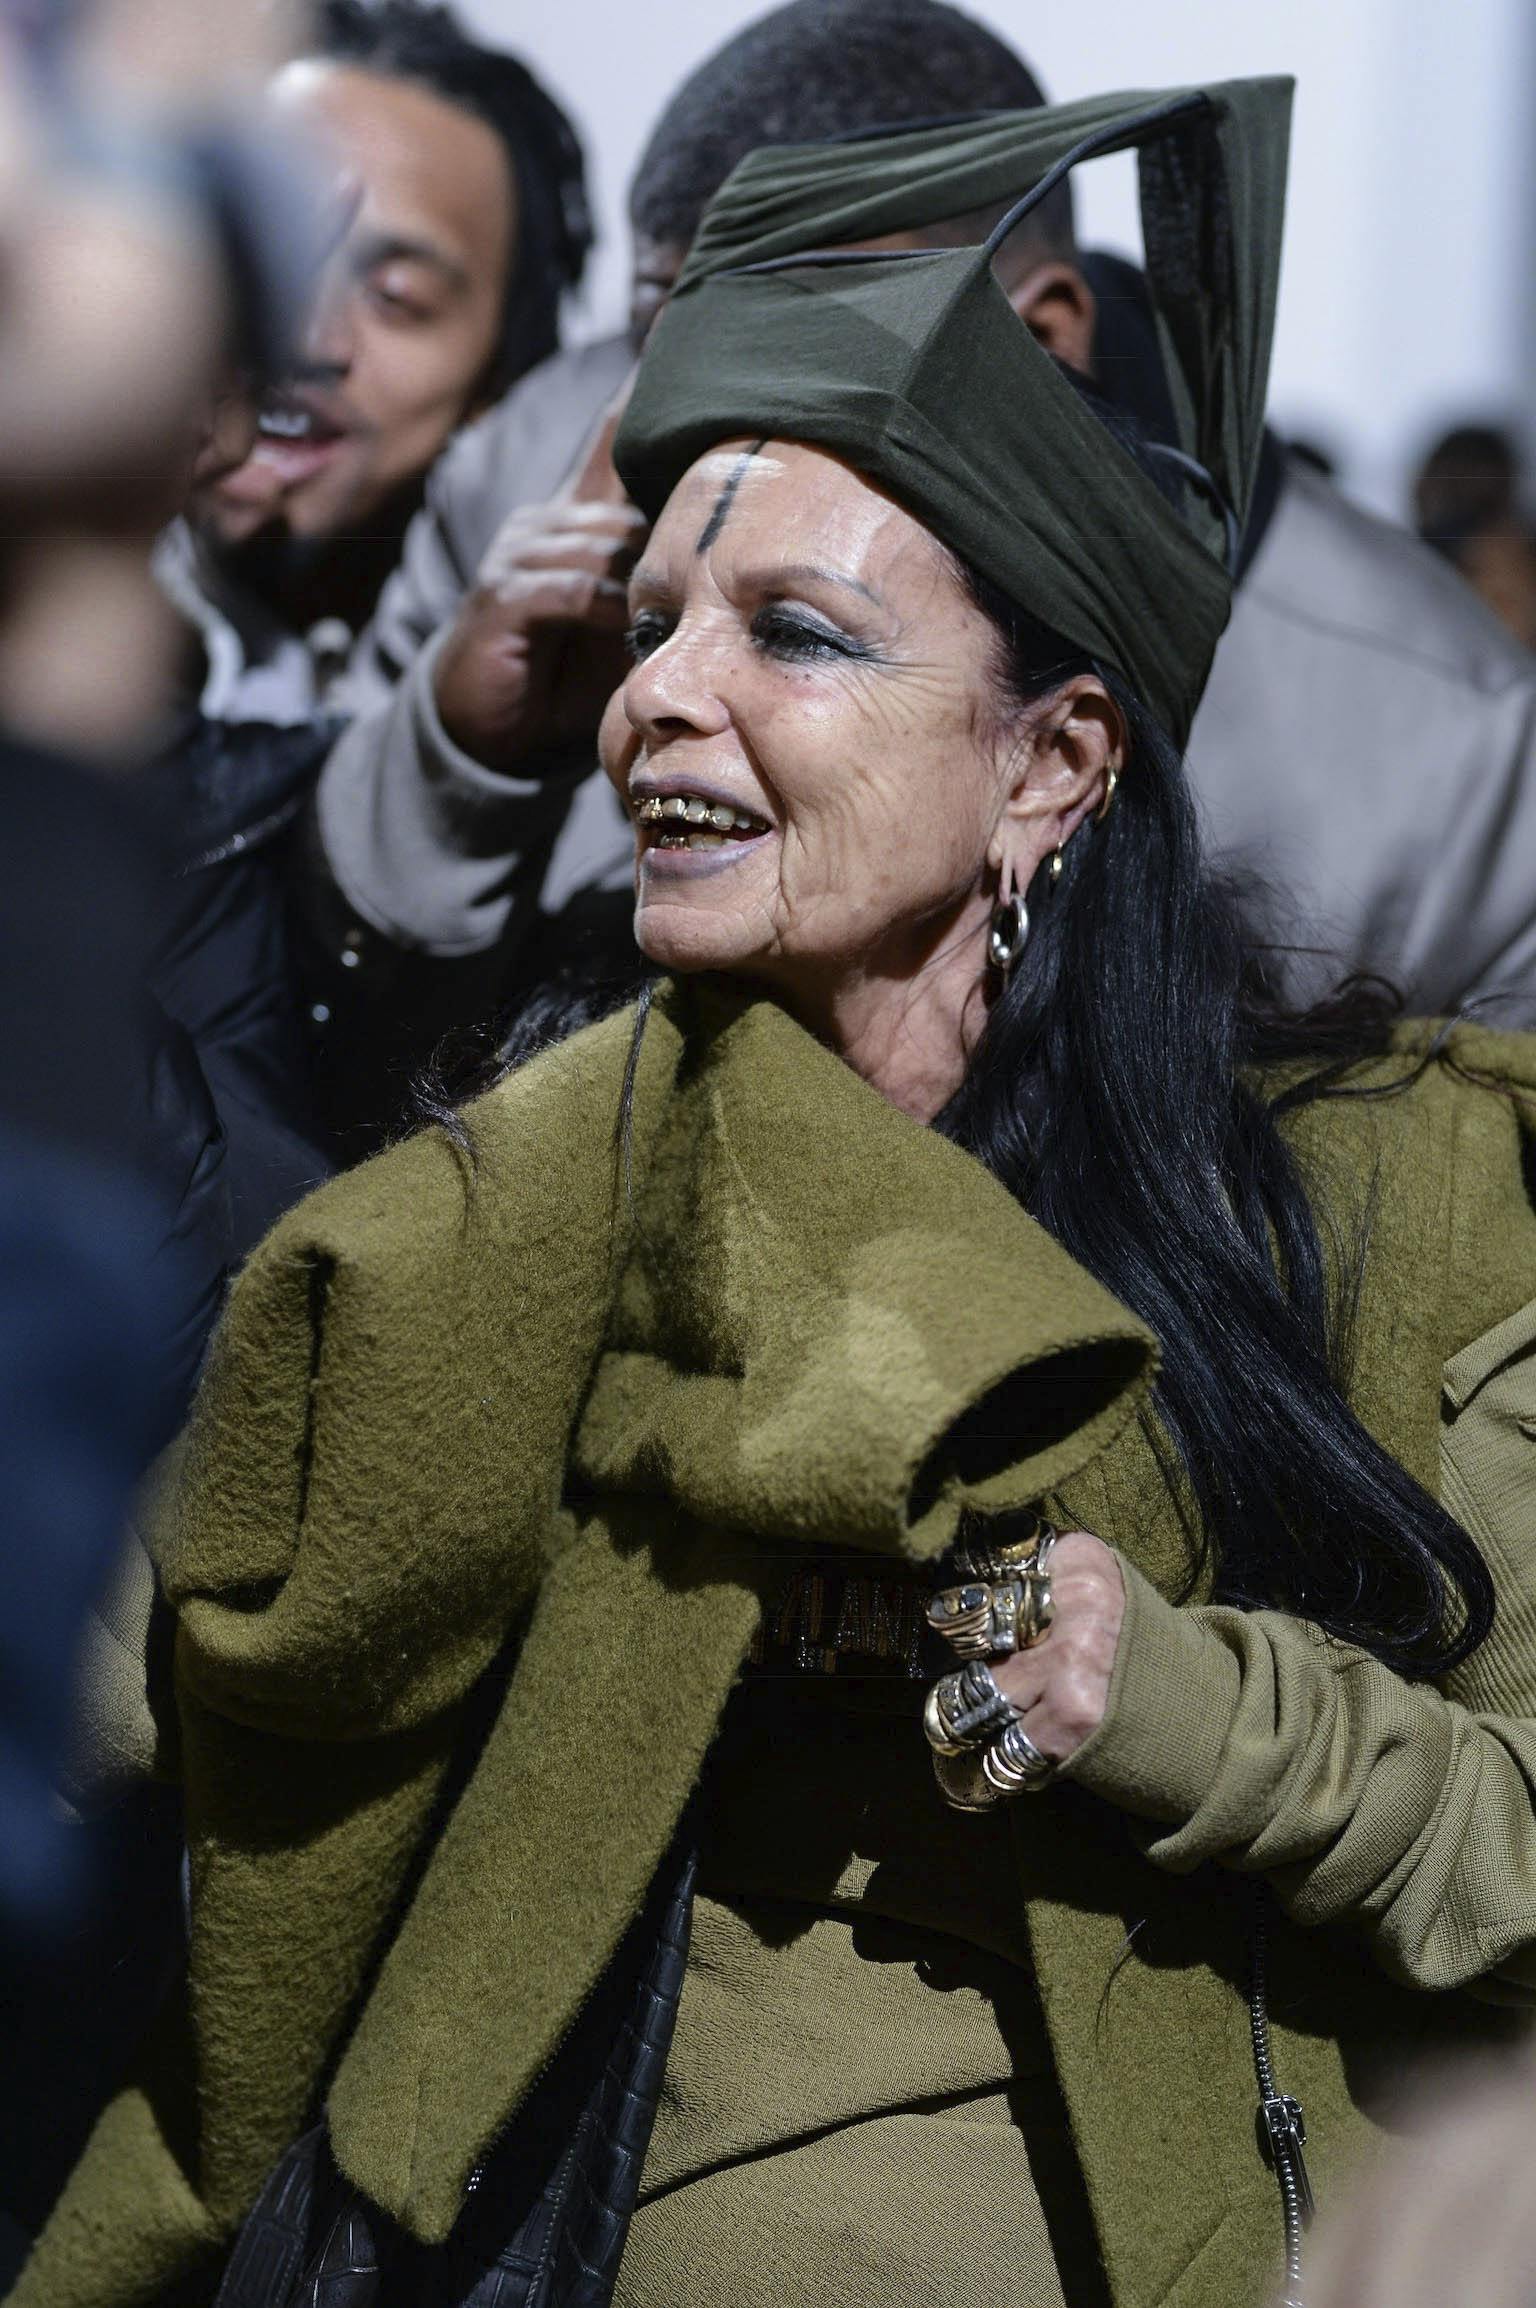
xmin=1247 ymin=1892 xmax=1316 ymax=2307
xmin=176 ymin=792 xmax=308 ymax=874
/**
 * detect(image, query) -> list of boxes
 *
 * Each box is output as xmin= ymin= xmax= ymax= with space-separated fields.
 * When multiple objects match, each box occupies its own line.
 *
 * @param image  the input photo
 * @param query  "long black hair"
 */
xmin=938 ymin=554 xmax=1492 ymax=1678
xmin=427 ymin=385 xmax=1493 ymax=1680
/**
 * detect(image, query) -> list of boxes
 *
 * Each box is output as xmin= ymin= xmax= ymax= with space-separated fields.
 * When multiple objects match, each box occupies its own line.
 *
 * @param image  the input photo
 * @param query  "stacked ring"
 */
xmin=980 ymin=1719 xmax=1055 ymax=1795
xmin=922 ymin=1660 xmax=1020 ymax=1756
xmin=924 ymin=1525 xmax=1061 ymax=1808
xmin=925 ymin=1578 xmax=1023 ymax=1659
xmin=926 ymin=1526 xmax=1058 ymax=1661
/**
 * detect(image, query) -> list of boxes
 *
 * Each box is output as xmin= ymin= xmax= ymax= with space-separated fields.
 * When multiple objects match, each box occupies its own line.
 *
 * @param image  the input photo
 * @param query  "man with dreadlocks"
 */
xmin=166 ymin=0 xmax=591 ymax=722
xmin=140 ymin=0 xmax=592 ymax=1251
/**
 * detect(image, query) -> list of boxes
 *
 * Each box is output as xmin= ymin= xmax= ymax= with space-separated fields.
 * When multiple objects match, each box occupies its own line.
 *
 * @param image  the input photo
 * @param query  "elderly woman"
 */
xmin=21 ymin=79 xmax=1536 ymax=2308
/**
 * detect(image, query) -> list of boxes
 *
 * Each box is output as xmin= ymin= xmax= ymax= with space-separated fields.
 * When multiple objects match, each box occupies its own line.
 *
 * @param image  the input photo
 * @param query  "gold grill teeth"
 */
xmin=636 ymin=794 xmax=769 ymax=836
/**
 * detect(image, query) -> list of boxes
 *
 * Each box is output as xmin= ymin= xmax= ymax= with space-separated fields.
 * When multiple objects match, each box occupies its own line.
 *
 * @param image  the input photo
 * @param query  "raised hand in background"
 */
xmin=432 ymin=377 xmax=647 ymax=772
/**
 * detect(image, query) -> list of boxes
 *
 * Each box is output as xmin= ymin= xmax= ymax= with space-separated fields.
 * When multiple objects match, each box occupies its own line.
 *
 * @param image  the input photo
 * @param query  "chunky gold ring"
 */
xmin=953 ymin=1534 xmax=1041 ymax=1585
xmin=929 ymin=1747 xmax=999 ymax=1812
xmin=926 ymin=1576 xmax=1026 ymax=1660
xmin=952 ymin=1520 xmax=1057 ymax=1584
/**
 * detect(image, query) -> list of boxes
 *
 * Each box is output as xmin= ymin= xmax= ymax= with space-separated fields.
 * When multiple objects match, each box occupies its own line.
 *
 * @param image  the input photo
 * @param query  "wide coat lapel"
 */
xmin=329 ymin=984 xmax=1157 ymax=2237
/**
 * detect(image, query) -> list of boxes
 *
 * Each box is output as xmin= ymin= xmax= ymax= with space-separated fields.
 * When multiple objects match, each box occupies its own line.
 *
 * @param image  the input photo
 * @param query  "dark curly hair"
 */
xmin=629 ymin=0 xmax=1074 ymax=262
xmin=318 ymin=0 xmax=592 ymax=388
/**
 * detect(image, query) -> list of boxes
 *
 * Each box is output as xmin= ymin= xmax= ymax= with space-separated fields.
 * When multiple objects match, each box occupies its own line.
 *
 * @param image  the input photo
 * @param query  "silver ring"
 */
xmin=922 ymin=1660 xmax=1020 ymax=1756
xmin=981 ymin=1719 xmax=1055 ymax=1795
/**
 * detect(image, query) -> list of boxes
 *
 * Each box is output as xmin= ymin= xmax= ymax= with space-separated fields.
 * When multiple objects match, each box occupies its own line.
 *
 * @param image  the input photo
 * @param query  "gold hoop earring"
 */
xmin=1049 ymin=845 xmax=1065 ymax=884
xmin=1094 ymin=764 xmax=1120 ymax=824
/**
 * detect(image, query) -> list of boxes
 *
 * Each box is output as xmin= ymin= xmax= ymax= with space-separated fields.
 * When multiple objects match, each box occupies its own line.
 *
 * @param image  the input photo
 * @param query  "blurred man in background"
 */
xmin=163 ymin=0 xmax=592 ymax=724
xmin=141 ymin=0 xmax=592 ymax=1252
xmin=298 ymin=0 xmax=1536 ymax=1154
xmin=1414 ymin=421 xmax=1536 ymax=653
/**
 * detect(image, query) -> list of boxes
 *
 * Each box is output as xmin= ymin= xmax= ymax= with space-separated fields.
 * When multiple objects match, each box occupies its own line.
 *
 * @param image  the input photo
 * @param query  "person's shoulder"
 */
xmin=1325 ymin=1018 xmax=1536 ymax=1093
xmin=1283 ymin=1019 xmax=1536 ymax=1142
xmin=243 ymin=999 xmax=640 ymax=1290
xmin=1241 ymin=459 xmax=1535 ymax=697
xmin=1429 ymin=1018 xmax=1536 ymax=1101
xmin=1263 ymin=1023 xmax=1536 ymax=1382
xmin=1282 ymin=1020 xmax=1536 ymax=1306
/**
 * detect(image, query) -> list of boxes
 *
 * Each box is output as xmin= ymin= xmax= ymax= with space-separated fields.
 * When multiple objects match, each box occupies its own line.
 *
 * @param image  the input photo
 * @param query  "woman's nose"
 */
xmin=623 ymin=625 xmax=732 ymax=742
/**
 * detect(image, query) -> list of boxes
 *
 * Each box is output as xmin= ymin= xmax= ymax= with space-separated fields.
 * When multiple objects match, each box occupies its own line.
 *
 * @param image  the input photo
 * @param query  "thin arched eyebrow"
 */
xmin=626 ymin=559 xmax=888 ymax=614
xmin=745 ymin=560 xmax=886 ymax=609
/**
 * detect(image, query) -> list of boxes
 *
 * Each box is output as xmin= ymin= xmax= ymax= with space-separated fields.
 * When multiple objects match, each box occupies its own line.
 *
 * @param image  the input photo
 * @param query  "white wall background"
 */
xmin=460 ymin=0 xmax=1536 ymax=519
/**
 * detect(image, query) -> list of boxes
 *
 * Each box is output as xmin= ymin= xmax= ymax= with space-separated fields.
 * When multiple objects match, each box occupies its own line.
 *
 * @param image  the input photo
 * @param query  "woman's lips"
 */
xmin=633 ymin=791 xmax=773 ymax=874
xmin=638 ymin=833 xmax=770 ymax=878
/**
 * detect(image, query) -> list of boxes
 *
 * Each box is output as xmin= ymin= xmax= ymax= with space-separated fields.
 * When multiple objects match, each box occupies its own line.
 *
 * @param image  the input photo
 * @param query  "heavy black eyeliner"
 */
xmin=624 ymin=611 xmax=675 ymax=662
xmin=751 ymin=605 xmax=875 ymax=662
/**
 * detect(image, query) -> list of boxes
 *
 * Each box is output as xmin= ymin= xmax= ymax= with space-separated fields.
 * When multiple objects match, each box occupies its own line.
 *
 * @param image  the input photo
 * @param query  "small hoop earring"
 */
xmin=1049 ymin=845 xmax=1065 ymax=884
xmin=987 ymin=889 xmax=1029 ymax=974
xmin=1095 ymin=764 xmax=1120 ymax=823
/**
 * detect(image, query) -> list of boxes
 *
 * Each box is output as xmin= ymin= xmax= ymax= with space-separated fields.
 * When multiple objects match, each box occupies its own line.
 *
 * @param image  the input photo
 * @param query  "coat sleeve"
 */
xmin=1066 ymin=1290 xmax=1536 ymax=1998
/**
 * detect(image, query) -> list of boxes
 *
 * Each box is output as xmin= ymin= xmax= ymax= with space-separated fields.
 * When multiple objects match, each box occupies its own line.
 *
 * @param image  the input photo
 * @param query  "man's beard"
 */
xmin=208 ymin=474 xmax=428 ymax=637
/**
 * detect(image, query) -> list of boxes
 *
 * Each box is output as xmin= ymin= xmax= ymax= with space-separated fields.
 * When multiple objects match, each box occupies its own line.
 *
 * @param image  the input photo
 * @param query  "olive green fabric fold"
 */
xmin=21 ymin=1013 xmax=1536 ymax=2308
xmin=616 ymin=79 xmax=1293 ymax=746
xmin=16 ymin=978 xmax=1154 ymax=2302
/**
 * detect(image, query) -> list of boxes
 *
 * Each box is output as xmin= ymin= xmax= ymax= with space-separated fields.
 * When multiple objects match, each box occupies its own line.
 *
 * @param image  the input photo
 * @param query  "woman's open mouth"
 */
xmin=635 ymin=792 xmax=772 ymax=853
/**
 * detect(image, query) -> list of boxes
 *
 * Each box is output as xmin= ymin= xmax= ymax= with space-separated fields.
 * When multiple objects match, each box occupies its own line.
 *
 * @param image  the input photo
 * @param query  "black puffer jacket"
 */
xmin=0 ymin=740 xmax=227 ymax=2271
xmin=141 ymin=714 xmax=336 ymax=1255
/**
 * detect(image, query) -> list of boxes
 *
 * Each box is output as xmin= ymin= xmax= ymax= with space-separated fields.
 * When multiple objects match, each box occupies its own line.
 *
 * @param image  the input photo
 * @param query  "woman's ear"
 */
xmin=989 ymin=676 xmax=1125 ymax=888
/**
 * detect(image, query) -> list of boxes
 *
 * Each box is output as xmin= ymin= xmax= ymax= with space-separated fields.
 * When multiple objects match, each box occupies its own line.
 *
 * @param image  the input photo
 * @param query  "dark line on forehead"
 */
xmin=695 ymin=440 xmax=768 ymax=553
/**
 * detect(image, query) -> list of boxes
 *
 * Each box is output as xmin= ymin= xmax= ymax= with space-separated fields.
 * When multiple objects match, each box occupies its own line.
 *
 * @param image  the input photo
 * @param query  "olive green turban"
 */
xmin=613 ymin=80 xmax=1293 ymax=748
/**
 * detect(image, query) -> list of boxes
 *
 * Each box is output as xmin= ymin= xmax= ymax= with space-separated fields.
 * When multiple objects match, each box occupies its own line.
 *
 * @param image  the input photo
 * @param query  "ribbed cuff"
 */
xmin=409 ymin=631 xmax=594 ymax=816
xmin=1063 ymin=1554 xmax=1243 ymax=1824
xmin=316 ymin=633 xmax=597 ymax=955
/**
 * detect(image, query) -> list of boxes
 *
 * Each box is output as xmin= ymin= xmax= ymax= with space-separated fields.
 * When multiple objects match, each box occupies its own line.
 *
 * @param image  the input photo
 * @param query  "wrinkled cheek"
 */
xmin=781 ymin=781 xmax=981 ymax=947
xmin=598 ymin=691 xmax=638 ymax=791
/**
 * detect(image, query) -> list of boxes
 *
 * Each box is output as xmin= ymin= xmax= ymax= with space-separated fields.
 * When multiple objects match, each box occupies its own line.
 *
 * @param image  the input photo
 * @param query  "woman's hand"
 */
xmin=990 ymin=1531 xmax=1125 ymax=1766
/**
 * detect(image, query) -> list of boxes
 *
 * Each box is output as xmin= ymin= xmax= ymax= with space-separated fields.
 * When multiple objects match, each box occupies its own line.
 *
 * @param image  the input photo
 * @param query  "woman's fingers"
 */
xmin=990 ymin=1531 xmax=1125 ymax=1763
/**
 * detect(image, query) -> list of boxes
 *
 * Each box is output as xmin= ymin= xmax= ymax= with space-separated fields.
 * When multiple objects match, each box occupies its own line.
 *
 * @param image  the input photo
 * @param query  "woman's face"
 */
xmin=600 ymin=440 xmax=1022 ymax=998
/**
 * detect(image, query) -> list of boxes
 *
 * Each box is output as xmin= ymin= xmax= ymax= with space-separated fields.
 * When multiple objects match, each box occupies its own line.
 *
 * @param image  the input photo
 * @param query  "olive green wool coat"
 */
xmin=19 ymin=984 xmax=1536 ymax=2308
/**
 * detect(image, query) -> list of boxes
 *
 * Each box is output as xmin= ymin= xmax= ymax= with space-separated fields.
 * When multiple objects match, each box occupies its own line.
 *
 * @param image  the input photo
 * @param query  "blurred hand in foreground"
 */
xmin=0 ymin=0 xmax=310 ymax=758
xmin=1299 ymin=2049 xmax=1536 ymax=2308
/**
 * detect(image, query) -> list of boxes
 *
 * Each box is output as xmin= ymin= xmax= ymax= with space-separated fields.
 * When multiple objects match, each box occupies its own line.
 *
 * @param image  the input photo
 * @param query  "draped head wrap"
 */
xmin=614 ymin=79 xmax=1293 ymax=748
